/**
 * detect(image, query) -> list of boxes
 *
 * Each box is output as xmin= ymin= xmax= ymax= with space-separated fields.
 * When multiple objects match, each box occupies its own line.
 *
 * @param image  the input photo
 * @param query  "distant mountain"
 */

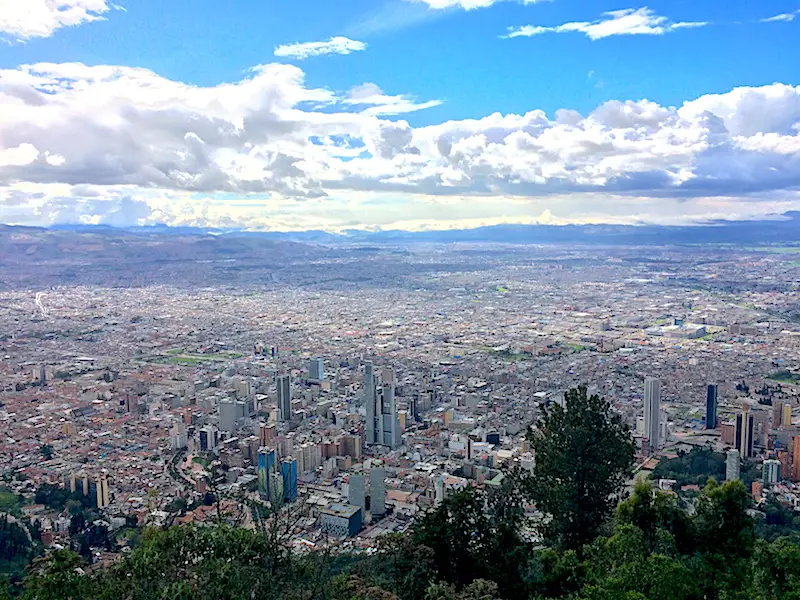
xmin=5 ymin=212 xmax=800 ymax=248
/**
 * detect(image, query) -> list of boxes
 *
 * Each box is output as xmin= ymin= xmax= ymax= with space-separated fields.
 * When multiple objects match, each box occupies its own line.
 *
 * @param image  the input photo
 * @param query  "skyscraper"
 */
xmin=370 ymin=466 xmax=386 ymax=518
xmin=96 ymin=473 xmax=110 ymax=509
xmin=281 ymin=457 xmax=298 ymax=502
xmin=726 ymin=449 xmax=741 ymax=481
xmin=643 ymin=378 xmax=661 ymax=454
xmin=258 ymin=448 xmax=277 ymax=500
xmin=364 ymin=366 xmax=402 ymax=449
xmin=736 ymin=408 xmax=755 ymax=458
xmin=379 ymin=381 xmax=402 ymax=449
xmin=219 ymin=399 xmax=238 ymax=434
xmin=706 ymin=384 xmax=718 ymax=430
xmin=774 ymin=401 xmax=786 ymax=427
xmin=364 ymin=362 xmax=377 ymax=442
xmin=308 ymin=357 xmax=325 ymax=382
xmin=762 ymin=459 xmax=781 ymax=486
xmin=348 ymin=473 xmax=366 ymax=520
xmin=277 ymin=374 xmax=292 ymax=422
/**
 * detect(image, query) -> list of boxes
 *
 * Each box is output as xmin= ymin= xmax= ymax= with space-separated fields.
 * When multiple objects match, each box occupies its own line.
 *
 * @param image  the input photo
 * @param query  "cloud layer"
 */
xmin=0 ymin=0 xmax=113 ymax=41
xmin=274 ymin=37 xmax=367 ymax=60
xmin=1 ymin=61 xmax=800 ymax=230
xmin=505 ymin=8 xmax=708 ymax=40
xmin=407 ymin=0 xmax=544 ymax=10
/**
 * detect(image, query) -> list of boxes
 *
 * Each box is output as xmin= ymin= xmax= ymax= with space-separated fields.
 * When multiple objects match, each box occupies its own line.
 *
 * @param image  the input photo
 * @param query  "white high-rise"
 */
xmin=643 ymin=378 xmax=661 ymax=454
xmin=762 ymin=459 xmax=781 ymax=486
xmin=277 ymin=374 xmax=292 ymax=422
xmin=726 ymin=449 xmax=741 ymax=481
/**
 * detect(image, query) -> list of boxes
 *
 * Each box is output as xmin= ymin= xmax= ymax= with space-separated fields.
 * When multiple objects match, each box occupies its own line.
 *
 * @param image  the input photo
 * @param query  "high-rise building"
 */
xmin=348 ymin=473 xmax=366 ymax=519
xmin=96 ymin=473 xmax=110 ymax=509
xmin=706 ymin=384 xmax=718 ymax=430
xmin=281 ymin=457 xmax=298 ymax=502
xmin=379 ymin=381 xmax=402 ymax=449
xmin=643 ymin=378 xmax=661 ymax=454
xmin=219 ymin=399 xmax=238 ymax=434
xmin=370 ymin=466 xmax=386 ymax=518
xmin=258 ymin=448 xmax=278 ymax=500
xmin=170 ymin=423 xmax=188 ymax=450
xmin=736 ymin=408 xmax=755 ymax=458
xmin=774 ymin=401 xmax=786 ymax=427
xmin=199 ymin=425 xmax=218 ymax=452
xmin=341 ymin=434 xmax=362 ymax=460
xmin=308 ymin=357 xmax=325 ymax=382
xmin=793 ymin=436 xmax=800 ymax=481
xmin=763 ymin=459 xmax=781 ymax=486
xmin=726 ymin=449 xmax=741 ymax=481
xmin=277 ymin=374 xmax=292 ymax=422
xmin=364 ymin=362 xmax=377 ymax=440
xmin=784 ymin=404 xmax=793 ymax=428
xmin=365 ymin=367 xmax=402 ymax=449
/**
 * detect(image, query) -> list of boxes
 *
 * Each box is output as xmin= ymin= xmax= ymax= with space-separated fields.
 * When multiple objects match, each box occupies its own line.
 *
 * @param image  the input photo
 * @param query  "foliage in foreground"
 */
xmin=9 ymin=386 xmax=800 ymax=599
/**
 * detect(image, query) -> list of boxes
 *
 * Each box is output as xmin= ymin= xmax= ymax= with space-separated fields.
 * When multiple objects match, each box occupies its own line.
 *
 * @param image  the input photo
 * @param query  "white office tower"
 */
xmin=643 ymin=378 xmax=661 ymax=454
xmin=170 ymin=423 xmax=188 ymax=450
xmin=726 ymin=449 xmax=741 ymax=481
xmin=364 ymin=362 xmax=377 ymax=440
xmin=763 ymin=459 xmax=781 ymax=486
xmin=434 ymin=473 xmax=446 ymax=506
xmin=219 ymin=399 xmax=238 ymax=434
xmin=277 ymin=374 xmax=292 ymax=422
xmin=370 ymin=466 xmax=386 ymax=518
xmin=380 ymin=381 xmax=402 ymax=449
xmin=308 ymin=357 xmax=325 ymax=382
xmin=348 ymin=473 xmax=366 ymax=519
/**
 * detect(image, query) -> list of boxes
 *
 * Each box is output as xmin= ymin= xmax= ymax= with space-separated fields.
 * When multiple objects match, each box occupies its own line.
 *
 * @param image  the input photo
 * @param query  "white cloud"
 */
xmin=0 ymin=0 xmax=114 ymax=41
xmin=274 ymin=36 xmax=367 ymax=60
xmin=407 ymin=0 xmax=545 ymax=10
xmin=504 ymin=7 xmax=709 ymax=40
xmin=2 ymin=61 xmax=800 ymax=230
xmin=344 ymin=83 xmax=443 ymax=116
xmin=761 ymin=10 xmax=800 ymax=23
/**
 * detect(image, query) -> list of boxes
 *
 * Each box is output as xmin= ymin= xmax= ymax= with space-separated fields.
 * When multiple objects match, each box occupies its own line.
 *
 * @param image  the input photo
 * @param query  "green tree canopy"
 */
xmin=525 ymin=386 xmax=635 ymax=550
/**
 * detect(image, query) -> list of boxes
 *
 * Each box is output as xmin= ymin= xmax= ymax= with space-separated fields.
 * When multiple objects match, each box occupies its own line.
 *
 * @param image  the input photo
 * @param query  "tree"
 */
xmin=616 ymin=480 xmax=694 ymax=555
xmin=412 ymin=487 xmax=491 ymax=588
xmin=752 ymin=537 xmax=800 ymax=600
xmin=40 ymin=445 xmax=53 ymax=460
xmin=692 ymin=479 xmax=755 ymax=599
xmin=525 ymin=386 xmax=635 ymax=551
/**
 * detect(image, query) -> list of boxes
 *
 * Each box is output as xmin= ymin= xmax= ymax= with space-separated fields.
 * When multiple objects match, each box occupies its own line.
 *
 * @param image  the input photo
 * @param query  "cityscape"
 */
xmin=2 ymin=0 xmax=800 ymax=596
xmin=2 ymin=235 xmax=800 ymax=559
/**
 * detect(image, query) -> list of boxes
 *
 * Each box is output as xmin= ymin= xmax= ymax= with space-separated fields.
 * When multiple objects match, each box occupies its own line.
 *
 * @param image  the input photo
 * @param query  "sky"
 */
xmin=0 ymin=0 xmax=799 ymax=232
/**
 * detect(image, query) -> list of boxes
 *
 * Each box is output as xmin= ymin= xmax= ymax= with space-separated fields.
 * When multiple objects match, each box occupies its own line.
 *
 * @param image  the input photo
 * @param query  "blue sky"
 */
xmin=0 ymin=0 xmax=799 ymax=230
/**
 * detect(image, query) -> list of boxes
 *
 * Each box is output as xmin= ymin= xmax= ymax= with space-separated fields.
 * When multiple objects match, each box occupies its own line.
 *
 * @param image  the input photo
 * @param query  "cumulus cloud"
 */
xmin=504 ymin=7 xmax=708 ymax=40
xmin=0 ymin=0 xmax=115 ymax=41
xmin=1 ymin=61 xmax=800 ymax=229
xmin=274 ymin=36 xmax=367 ymax=60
